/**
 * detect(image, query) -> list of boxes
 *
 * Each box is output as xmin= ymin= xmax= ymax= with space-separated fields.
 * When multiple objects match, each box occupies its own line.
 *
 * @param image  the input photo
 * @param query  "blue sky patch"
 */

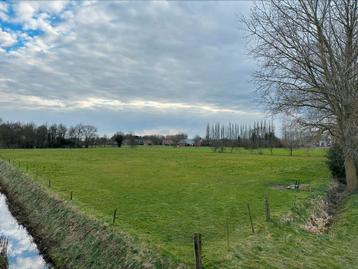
xmin=0 ymin=2 xmax=64 ymax=51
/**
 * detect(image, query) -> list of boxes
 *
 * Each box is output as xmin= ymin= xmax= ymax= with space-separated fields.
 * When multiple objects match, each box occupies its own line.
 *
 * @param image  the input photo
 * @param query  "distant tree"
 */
xmin=47 ymin=124 xmax=58 ymax=147
xmin=96 ymin=135 xmax=110 ymax=147
xmin=56 ymin=124 xmax=67 ymax=147
xmin=143 ymin=135 xmax=164 ymax=145
xmin=125 ymin=133 xmax=139 ymax=148
xmin=68 ymin=126 xmax=78 ymax=147
xmin=170 ymin=133 xmax=188 ymax=146
xmin=36 ymin=125 xmax=48 ymax=148
xmin=205 ymin=123 xmax=210 ymax=145
xmin=69 ymin=124 xmax=85 ymax=147
xmin=22 ymin=123 xmax=36 ymax=148
xmin=281 ymin=120 xmax=305 ymax=156
xmin=112 ymin=132 xmax=124 ymax=147
xmin=82 ymin=125 xmax=98 ymax=148
xmin=193 ymin=135 xmax=202 ymax=146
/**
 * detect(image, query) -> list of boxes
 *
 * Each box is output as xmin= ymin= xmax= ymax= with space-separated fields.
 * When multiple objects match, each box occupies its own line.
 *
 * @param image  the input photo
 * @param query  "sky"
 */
xmin=0 ymin=0 xmax=266 ymax=137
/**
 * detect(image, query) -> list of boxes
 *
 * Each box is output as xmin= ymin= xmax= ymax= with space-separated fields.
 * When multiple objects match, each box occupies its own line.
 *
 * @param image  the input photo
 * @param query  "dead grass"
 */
xmin=303 ymin=181 xmax=347 ymax=233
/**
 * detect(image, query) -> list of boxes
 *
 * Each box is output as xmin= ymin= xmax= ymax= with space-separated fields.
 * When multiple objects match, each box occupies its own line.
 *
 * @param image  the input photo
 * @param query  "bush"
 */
xmin=326 ymin=145 xmax=346 ymax=184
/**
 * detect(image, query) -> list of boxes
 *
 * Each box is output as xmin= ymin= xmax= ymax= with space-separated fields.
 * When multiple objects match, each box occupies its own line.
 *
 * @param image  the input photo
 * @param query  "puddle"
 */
xmin=0 ymin=193 xmax=50 ymax=269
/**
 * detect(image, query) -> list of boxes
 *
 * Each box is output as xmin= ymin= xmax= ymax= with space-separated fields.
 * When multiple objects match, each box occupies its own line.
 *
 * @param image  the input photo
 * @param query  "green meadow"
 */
xmin=2 ymin=146 xmax=356 ymax=268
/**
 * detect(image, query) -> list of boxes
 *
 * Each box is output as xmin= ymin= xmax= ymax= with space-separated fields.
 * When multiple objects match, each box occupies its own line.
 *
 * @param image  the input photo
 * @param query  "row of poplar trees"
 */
xmin=205 ymin=121 xmax=279 ymax=152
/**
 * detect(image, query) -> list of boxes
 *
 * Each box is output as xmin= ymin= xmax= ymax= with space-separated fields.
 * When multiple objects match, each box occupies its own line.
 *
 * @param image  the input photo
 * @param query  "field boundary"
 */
xmin=0 ymin=160 xmax=185 ymax=269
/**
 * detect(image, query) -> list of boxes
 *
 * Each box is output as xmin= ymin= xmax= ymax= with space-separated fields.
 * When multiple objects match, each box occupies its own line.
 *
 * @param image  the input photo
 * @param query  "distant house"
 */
xmin=178 ymin=139 xmax=194 ymax=146
xmin=318 ymin=139 xmax=331 ymax=147
xmin=316 ymin=135 xmax=332 ymax=147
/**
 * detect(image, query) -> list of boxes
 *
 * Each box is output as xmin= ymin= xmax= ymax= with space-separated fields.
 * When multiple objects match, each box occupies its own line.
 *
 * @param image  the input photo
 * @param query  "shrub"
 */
xmin=326 ymin=145 xmax=346 ymax=183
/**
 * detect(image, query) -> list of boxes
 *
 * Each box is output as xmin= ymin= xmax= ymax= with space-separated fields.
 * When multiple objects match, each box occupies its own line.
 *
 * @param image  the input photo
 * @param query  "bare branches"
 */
xmin=246 ymin=0 xmax=358 ymax=138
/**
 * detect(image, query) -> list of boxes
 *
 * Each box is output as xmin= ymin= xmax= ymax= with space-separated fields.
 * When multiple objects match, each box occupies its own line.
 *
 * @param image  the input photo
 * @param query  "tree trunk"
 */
xmin=345 ymin=154 xmax=357 ymax=192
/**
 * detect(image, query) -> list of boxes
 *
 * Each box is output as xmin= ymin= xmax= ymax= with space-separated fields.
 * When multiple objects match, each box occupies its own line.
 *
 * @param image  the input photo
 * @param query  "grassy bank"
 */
xmin=229 ymin=191 xmax=358 ymax=268
xmin=0 ymin=147 xmax=330 ymax=266
xmin=0 ymin=160 xmax=183 ymax=269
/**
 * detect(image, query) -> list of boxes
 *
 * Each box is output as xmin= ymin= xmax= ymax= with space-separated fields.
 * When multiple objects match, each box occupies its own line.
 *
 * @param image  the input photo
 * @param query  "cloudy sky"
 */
xmin=0 ymin=0 xmax=264 ymax=137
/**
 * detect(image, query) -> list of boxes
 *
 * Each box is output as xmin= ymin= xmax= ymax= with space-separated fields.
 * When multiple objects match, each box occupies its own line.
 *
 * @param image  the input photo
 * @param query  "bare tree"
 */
xmin=281 ymin=120 xmax=302 ymax=156
xmin=70 ymin=124 xmax=85 ymax=147
xmin=169 ymin=133 xmax=188 ymax=147
xmin=246 ymin=0 xmax=358 ymax=191
xmin=82 ymin=125 xmax=98 ymax=148
xmin=193 ymin=135 xmax=202 ymax=146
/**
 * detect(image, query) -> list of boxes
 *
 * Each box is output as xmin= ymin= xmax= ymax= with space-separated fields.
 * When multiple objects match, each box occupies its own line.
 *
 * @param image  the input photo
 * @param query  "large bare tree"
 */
xmin=247 ymin=0 xmax=358 ymax=191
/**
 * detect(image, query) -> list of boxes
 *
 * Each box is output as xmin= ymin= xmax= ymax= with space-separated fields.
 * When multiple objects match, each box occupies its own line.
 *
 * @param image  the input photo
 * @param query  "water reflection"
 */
xmin=0 ymin=193 xmax=49 ymax=269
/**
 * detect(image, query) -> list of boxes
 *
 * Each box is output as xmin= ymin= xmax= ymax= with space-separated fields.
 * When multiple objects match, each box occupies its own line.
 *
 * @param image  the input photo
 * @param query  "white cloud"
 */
xmin=0 ymin=91 xmax=263 ymax=118
xmin=14 ymin=1 xmax=68 ymax=22
xmin=12 ymin=0 xmax=69 ymax=39
xmin=40 ymin=1 xmax=68 ymax=13
xmin=0 ymin=1 xmax=260 ymax=135
xmin=0 ymin=29 xmax=17 ymax=47
xmin=0 ymin=2 xmax=8 ymax=21
xmin=14 ymin=2 xmax=37 ymax=23
xmin=0 ymin=2 xmax=7 ymax=12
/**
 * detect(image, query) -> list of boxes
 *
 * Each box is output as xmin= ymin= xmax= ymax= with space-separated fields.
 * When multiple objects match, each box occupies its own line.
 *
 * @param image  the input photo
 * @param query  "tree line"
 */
xmin=205 ymin=121 xmax=281 ymax=152
xmin=0 ymin=119 xmax=99 ymax=148
xmin=0 ymin=119 xmax=190 ymax=149
xmin=111 ymin=132 xmax=188 ymax=147
xmin=0 ymin=118 xmax=320 ymax=150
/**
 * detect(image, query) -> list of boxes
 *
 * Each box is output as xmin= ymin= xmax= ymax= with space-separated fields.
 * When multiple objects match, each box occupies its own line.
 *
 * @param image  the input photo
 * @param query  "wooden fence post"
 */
xmin=264 ymin=195 xmax=271 ymax=222
xmin=70 ymin=191 xmax=73 ymax=201
xmin=226 ymin=218 xmax=230 ymax=250
xmin=48 ymin=179 xmax=51 ymax=188
xmin=247 ymin=203 xmax=255 ymax=233
xmin=193 ymin=233 xmax=202 ymax=269
xmin=112 ymin=209 xmax=117 ymax=224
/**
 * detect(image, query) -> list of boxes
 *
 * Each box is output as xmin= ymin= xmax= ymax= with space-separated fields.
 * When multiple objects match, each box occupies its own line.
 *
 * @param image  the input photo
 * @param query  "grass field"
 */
xmin=0 ymin=146 xmax=344 ymax=267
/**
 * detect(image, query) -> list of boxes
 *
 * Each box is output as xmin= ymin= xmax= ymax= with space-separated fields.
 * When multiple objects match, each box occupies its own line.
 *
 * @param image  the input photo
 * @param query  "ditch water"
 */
xmin=0 ymin=193 xmax=50 ymax=269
